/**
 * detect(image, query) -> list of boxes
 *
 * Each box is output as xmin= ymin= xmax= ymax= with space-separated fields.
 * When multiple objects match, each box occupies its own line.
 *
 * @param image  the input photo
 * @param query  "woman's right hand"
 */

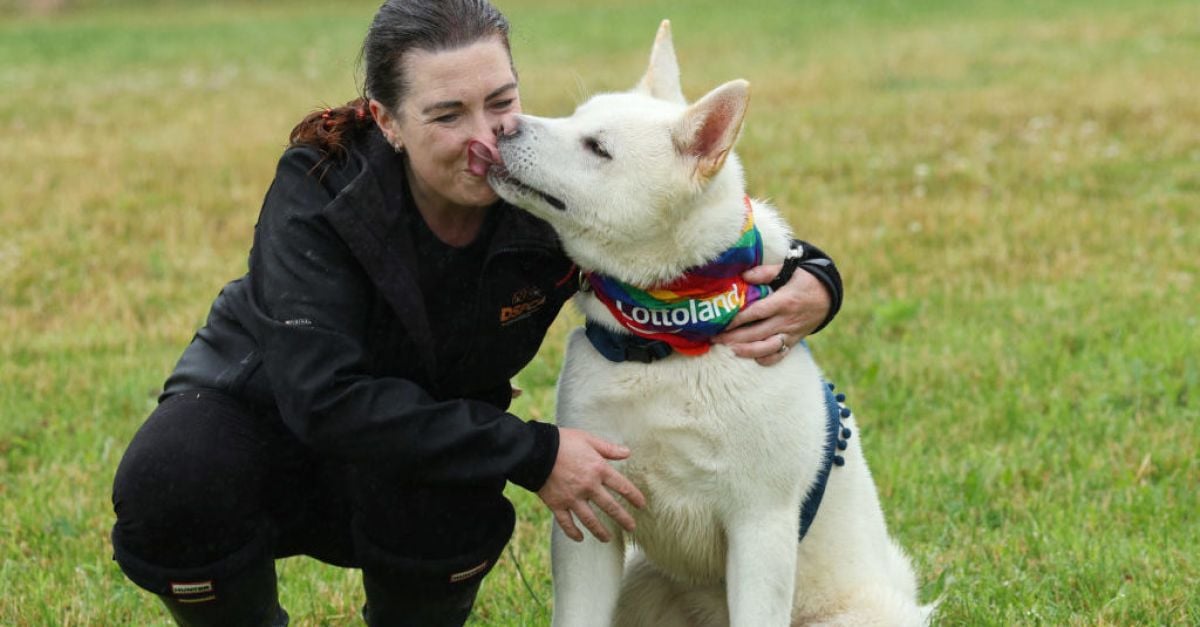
xmin=537 ymin=427 xmax=646 ymax=543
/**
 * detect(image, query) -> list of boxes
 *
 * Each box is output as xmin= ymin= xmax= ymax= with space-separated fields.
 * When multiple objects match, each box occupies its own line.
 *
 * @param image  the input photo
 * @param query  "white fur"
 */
xmin=492 ymin=20 xmax=933 ymax=627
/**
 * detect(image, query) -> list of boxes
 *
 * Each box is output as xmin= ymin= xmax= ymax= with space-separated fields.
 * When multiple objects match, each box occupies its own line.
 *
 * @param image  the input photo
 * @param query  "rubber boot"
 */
xmin=361 ymin=569 xmax=482 ymax=627
xmin=157 ymin=559 xmax=289 ymax=627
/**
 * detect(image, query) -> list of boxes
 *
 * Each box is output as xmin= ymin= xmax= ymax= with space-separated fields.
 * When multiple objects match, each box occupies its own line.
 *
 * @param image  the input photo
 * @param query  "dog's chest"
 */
xmin=557 ymin=328 xmax=826 ymax=580
xmin=563 ymin=340 xmax=797 ymax=469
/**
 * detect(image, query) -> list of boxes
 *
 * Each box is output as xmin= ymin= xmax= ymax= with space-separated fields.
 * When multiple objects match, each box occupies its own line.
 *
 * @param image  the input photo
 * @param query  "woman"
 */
xmin=110 ymin=1 xmax=843 ymax=625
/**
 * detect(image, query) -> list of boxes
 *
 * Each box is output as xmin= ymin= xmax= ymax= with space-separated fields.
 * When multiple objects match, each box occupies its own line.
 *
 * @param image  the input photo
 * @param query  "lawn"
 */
xmin=0 ymin=0 xmax=1197 ymax=624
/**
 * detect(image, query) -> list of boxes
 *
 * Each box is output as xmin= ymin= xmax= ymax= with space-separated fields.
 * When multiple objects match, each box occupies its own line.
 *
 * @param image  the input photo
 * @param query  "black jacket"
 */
xmin=163 ymin=129 xmax=574 ymax=492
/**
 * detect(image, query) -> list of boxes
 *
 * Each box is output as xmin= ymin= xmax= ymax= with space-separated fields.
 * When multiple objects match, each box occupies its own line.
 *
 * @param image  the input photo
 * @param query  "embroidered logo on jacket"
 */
xmin=500 ymin=286 xmax=546 ymax=326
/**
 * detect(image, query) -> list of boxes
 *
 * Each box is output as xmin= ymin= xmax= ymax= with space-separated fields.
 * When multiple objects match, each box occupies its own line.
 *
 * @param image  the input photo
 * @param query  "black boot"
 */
xmin=158 ymin=559 xmax=289 ymax=627
xmin=361 ymin=569 xmax=482 ymax=627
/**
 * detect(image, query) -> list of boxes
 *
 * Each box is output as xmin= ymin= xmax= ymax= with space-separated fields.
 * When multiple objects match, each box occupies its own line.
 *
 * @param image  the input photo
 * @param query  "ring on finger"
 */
xmin=776 ymin=333 xmax=789 ymax=354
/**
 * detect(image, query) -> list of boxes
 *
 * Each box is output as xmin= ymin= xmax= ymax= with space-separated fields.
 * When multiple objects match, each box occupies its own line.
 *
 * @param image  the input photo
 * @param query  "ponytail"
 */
xmin=288 ymin=97 xmax=374 ymax=165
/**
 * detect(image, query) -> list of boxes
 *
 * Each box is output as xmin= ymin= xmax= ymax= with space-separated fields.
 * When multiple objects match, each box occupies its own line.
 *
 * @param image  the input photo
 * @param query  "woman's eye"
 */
xmin=584 ymin=137 xmax=611 ymax=160
xmin=491 ymin=99 xmax=515 ymax=110
xmin=433 ymin=113 xmax=460 ymax=124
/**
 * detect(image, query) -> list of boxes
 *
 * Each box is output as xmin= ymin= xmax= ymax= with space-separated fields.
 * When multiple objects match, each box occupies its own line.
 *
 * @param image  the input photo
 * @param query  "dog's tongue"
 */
xmin=467 ymin=140 xmax=501 ymax=177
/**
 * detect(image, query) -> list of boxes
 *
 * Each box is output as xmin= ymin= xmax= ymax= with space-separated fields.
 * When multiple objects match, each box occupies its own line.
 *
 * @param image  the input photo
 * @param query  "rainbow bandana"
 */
xmin=586 ymin=198 xmax=770 ymax=356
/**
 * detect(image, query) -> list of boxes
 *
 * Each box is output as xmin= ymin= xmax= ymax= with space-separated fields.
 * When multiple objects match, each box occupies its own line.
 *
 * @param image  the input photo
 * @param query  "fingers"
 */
xmin=715 ymin=268 xmax=791 ymax=337
xmin=718 ymin=326 xmax=797 ymax=366
xmin=552 ymin=490 xmax=630 ymax=544
xmin=582 ymin=440 xmax=645 ymax=536
xmin=553 ymin=509 xmax=585 ymax=543
xmin=591 ymin=488 xmax=636 ymax=534
xmin=755 ymin=347 xmax=789 ymax=367
xmin=717 ymin=299 xmax=780 ymax=338
xmin=588 ymin=434 xmax=632 ymax=461
xmin=602 ymin=466 xmax=647 ymax=510
xmin=541 ymin=429 xmax=647 ymax=543
xmin=719 ymin=325 xmax=792 ymax=357
xmin=737 ymin=331 xmax=791 ymax=360
xmin=586 ymin=433 xmax=646 ymax=509
xmin=714 ymin=268 xmax=827 ymax=355
xmin=741 ymin=263 xmax=782 ymax=284
xmin=558 ymin=482 xmax=638 ymax=543
xmin=571 ymin=501 xmax=612 ymax=543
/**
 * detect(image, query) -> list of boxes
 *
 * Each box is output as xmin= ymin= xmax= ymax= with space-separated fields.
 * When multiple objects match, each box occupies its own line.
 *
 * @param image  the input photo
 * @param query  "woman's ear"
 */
xmin=369 ymin=99 xmax=404 ymax=151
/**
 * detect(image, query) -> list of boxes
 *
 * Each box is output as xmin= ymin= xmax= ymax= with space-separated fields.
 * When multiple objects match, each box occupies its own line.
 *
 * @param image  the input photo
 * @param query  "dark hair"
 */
xmin=289 ymin=0 xmax=512 ymax=161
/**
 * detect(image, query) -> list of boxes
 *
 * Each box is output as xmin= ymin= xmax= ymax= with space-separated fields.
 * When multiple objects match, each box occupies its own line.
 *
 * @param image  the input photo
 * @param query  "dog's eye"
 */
xmin=583 ymin=137 xmax=612 ymax=160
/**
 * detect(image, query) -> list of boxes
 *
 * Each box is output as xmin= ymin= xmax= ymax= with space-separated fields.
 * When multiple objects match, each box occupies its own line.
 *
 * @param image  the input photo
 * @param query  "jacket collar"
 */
xmin=320 ymin=130 xmax=439 ymax=381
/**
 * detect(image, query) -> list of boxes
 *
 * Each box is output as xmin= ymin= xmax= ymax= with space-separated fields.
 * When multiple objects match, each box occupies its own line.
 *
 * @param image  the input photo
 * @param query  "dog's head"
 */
xmin=490 ymin=20 xmax=751 ymax=285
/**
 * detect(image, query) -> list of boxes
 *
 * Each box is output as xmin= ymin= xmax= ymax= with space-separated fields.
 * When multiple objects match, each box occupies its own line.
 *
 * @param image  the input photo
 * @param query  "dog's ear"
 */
xmin=636 ymin=19 xmax=686 ymax=105
xmin=674 ymin=79 xmax=750 ymax=182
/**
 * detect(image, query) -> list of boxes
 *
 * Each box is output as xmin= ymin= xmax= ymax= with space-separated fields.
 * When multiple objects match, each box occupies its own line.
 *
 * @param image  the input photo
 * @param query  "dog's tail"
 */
xmin=806 ymin=586 xmax=937 ymax=627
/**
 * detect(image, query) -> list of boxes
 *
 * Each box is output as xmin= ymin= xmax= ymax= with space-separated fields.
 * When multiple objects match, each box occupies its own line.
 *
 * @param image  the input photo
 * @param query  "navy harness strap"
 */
xmin=798 ymin=382 xmax=850 ymax=541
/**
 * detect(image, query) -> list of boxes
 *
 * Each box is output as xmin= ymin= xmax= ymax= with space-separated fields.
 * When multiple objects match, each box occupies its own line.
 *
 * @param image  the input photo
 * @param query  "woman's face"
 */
xmin=373 ymin=37 xmax=520 ymax=211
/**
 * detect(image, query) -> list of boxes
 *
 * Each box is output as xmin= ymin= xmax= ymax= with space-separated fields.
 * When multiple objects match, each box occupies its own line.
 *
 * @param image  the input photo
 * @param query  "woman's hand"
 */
xmin=712 ymin=265 xmax=832 ymax=366
xmin=537 ymin=428 xmax=646 ymax=543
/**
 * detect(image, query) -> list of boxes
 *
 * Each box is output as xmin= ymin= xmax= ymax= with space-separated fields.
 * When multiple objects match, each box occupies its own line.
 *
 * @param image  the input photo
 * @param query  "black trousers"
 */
xmin=111 ymin=389 xmax=513 ymax=621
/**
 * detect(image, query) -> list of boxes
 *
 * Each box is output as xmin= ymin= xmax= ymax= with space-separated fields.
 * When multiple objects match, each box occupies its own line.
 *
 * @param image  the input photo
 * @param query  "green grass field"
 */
xmin=1 ymin=0 xmax=1197 ymax=624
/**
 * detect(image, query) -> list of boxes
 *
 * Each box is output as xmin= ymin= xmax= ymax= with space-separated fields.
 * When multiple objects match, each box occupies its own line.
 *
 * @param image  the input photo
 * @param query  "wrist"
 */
xmin=798 ymin=259 xmax=841 ymax=334
xmin=509 ymin=421 xmax=560 ymax=492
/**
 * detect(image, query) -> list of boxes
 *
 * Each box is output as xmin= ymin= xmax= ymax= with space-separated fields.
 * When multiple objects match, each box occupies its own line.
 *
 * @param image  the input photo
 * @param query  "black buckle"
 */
xmin=769 ymin=241 xmax=805 ymax=290
xmin=625 ymin=340 xmax=673 ymax=363
xmin=585 ymin=321 xmax=674 ymax=363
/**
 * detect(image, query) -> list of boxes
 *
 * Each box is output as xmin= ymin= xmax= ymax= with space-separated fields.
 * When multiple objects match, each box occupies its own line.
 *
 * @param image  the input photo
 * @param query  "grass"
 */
xmin=1 ymin=0 xmax=1197 ymax=624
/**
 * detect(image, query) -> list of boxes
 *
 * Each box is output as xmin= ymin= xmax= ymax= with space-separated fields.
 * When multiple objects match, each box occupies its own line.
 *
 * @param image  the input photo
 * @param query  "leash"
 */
xmin=507 ymin=543 xmax=545 ymax=608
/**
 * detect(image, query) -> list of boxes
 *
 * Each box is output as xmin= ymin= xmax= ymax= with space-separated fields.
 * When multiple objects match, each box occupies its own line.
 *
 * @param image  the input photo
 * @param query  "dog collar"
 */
xmin=585 ymin=197 xmax=770 ymax=357
xmin=584 ymin=321 xmax=674 ymax=363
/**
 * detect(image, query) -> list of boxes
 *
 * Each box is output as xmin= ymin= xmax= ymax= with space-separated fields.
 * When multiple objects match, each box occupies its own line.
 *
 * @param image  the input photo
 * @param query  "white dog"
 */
xmin=490 ymin=21 xmax=933 ymax=627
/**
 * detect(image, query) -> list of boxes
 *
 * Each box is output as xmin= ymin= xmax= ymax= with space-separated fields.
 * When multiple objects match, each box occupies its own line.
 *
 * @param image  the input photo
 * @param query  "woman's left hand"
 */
xmin=712 ymin=265 xmax=832 ymax=366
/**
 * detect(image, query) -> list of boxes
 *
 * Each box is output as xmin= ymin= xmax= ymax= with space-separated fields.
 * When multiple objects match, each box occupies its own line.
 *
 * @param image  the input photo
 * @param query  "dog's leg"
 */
xmin=724 ymin=507 xmax=799 ymax=627
xmin=551 ymin=524 xmax=625 ymax=627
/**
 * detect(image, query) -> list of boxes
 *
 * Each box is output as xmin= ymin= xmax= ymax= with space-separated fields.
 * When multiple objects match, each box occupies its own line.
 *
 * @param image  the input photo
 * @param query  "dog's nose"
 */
xmin=498 ymin=118 xmax=523 ymax=140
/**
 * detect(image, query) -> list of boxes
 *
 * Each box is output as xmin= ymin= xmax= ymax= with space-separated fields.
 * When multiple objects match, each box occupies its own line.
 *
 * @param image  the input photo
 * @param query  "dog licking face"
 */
xmin=490 ymin=32 xmax=753 ymax=287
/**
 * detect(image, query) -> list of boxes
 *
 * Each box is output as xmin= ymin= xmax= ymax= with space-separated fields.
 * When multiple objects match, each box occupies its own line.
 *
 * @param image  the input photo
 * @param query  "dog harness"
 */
xmin=802 ymin=381 xmax=853 ymax=541
xmin=585 ymin=197 xmax=770 ymax=356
